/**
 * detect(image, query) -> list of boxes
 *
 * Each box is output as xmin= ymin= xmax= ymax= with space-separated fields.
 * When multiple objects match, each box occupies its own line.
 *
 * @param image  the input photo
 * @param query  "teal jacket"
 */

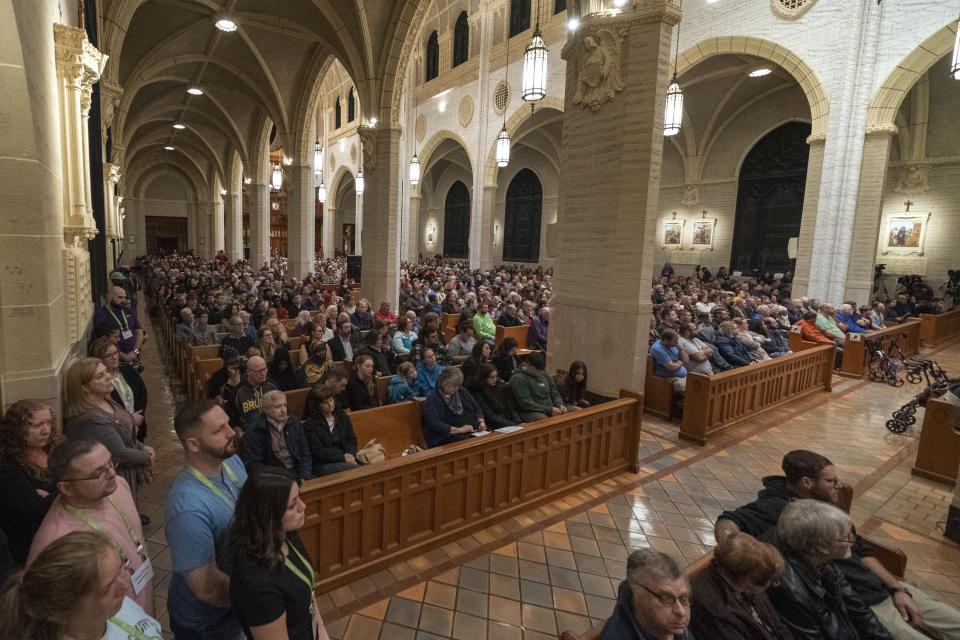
xmin=509 ymin=367 xmax=563 ymax=416
xmin=387 ymin=374 xmax=416 ymax=404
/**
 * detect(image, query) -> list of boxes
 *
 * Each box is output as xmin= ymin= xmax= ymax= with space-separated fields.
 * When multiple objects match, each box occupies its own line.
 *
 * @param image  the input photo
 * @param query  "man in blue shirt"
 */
xmin=649 ymin=328 xmax=688 ymax=392
xmin=166 ymin=401 xmax=247 ymax=640
xmin=836 ymin=303 xmax=868 ymax=334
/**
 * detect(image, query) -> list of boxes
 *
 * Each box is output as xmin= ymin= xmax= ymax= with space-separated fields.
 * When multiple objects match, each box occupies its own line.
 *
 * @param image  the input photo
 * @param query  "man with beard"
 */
xmin=94 ymin=285 xmax=145 ymax=365
xmin=165 ymin=401 xmax=247 ymax=640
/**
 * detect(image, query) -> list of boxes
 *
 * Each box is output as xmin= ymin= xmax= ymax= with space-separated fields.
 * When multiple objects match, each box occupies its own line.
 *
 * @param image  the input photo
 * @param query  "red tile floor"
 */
xmin=140 ymin=310 xmax=960 ymax=639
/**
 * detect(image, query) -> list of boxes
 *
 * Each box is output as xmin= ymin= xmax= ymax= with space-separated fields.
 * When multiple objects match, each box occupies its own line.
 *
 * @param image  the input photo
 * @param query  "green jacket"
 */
xmin=473 ymin=312 xmax=496 ymax=339
xmin=509 ymin=367 xmax=563 ymax=415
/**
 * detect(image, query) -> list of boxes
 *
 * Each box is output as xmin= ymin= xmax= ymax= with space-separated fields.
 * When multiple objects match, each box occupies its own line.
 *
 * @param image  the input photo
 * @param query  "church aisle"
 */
xmin=137 ymin=318 xmax=960 ymax=639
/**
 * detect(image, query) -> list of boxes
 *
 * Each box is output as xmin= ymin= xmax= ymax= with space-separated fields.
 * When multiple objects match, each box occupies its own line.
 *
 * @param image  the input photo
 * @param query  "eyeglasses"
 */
xmin=64 ymin=457 xmax=119 ymax=482
xmin=836 ymin=531 xmax=856 ymax=544
xmin=636 ymin=583 xmax=691 ymax=608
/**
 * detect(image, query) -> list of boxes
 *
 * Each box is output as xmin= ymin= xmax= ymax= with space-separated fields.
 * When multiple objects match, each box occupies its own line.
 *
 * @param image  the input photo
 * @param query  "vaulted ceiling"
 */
xmin=99 ymin=0 xmax=426 ymax=199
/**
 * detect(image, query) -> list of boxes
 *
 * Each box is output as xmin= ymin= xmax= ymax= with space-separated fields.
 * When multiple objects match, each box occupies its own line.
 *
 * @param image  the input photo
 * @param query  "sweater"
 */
xmin=509 ymin=367 xmax=563 ymax=416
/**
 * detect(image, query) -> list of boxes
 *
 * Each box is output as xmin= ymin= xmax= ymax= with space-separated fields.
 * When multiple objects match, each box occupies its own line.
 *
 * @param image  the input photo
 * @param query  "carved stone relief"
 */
xmin=680 ymin=185 xmax=700 ymax=207
xmin=572 ymin=28 xmax=626 ymax=112
xmin=358 ymin=129 xmax=378 ymax=173
xmin=894 ymin=165 xmax=929 ymax=195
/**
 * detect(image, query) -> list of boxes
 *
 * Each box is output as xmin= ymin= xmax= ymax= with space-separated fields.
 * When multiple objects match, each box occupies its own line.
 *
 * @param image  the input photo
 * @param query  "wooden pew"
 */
xmin=559 ymin=482 xmax=908 ymax=640
xmin=494 ymin=324 xmax=535 ymax=354
xmin=839 ymin=319 xmax=921 ymax=379
xmin=642 ymin=357 xmax=673 ymax=420
xmin=347 ymin=400 xmax=426 ymax=456
xmin=919 ymin=307 xmax=960 ymax=346
xmin=280 ymin=318 xmax=297 ymax=331
xmin=285 ymin=388 xmax=309 ymax=418
xmin=297 ymin=392 xmax=643 ymax=592
xmin=911 ymin=397 xmax=959 ymax=486
xmin=195 ymin=358 xmax=223 ymax=400
xmin=788 ymin=325 xmax=821 ymax=352
xmin=442 ymin=313 xmax=458 ymax=342
xmin=375 ymin=375 xmax=391 ymax=406
xmin=680 ymin=345 xmax=835 ymax=444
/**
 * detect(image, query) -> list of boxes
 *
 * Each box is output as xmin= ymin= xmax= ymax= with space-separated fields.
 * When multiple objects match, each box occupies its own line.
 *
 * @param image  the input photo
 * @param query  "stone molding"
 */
xmin=770 ymin=0 xmax=819 ymax=21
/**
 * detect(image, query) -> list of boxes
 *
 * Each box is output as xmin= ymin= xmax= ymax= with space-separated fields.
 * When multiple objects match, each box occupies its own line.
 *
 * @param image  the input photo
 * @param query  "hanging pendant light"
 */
xmin=314 ymin=140 xmax=323 ymax=179
xmin=271 ymin=162 xmax=282 ymax=190
xmin=663 ymin=9 xmax=684 ymax=136
xmin=355 ymin=170 xmax=364 ymax=195
xmin=952 ymin=14 xmax=960 ymax=80
xmin=409 ymin=153 xmax=420 ymax=186
xmin=522 ymin=0 xmax=548 ymax=101
xmin=496 ymin=127 xmax=511 ymax=167
xmin=317 ymin=182 xmax=326 ymax=203
xmin=664 ymin=74 xmax=683 ymax=136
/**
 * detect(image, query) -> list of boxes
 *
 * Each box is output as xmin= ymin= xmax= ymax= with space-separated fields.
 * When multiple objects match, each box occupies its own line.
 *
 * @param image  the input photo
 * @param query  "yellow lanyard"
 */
xmin=64 ymin=496 xmax=146 ymax=568
xmin=107 ymin=306 xmax=129 ymax=331
xmin=187 ymin=463 xmax=241 ymax=510
xmin=284 ymin=541 xmax=315 ymax=591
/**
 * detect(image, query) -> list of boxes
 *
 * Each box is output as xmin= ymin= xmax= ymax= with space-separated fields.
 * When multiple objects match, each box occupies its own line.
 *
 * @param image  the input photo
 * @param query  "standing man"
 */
xmin=166 ymin=401 xmax=247 ymax=640
xmin=94 ymin=285 xmax=144 ymax=366
xmin=28 ymin=439 xmax=153 ymax=614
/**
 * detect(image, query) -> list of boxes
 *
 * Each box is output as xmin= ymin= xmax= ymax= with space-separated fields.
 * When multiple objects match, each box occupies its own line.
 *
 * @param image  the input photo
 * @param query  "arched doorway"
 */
xmin=503 ymin=168 xmax=542 ymax=263
xmin=443 ymin=181 xmax=470 ymax=259
xmin=730 ymin=121 xmax=811 ymax=274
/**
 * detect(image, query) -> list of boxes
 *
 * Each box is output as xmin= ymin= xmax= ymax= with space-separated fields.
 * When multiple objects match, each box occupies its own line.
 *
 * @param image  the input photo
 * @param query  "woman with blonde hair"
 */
xmin=0 ymin=399 xmax=61 ymax=565
xmin=0 ymin=530 xmax=162 ymax=640
xmin=87 ymin=336 xmax=149 ymax=441
xmin=292 ymin=310 xmax=313 ymax=337
xmin=64 ymin=358 xmax=154 ymax=511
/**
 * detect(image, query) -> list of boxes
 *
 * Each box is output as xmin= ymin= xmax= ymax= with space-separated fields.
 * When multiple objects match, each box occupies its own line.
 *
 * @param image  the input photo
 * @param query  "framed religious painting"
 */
xmin=662 ymin=219 xmax=683 ymax=248
xmin=691 ymin=218 xmax=716 ymax=250
xmin=881 ymin=213 xmax=929 ymax=256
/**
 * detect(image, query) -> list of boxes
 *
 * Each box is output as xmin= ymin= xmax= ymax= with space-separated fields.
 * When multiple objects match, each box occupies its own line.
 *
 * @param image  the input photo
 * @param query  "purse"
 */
xmin=356 ymin=439 xmax=387 ymax=464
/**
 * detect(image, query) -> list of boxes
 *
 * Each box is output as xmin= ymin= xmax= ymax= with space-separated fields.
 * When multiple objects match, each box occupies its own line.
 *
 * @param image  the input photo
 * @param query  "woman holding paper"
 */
xmin=421 ymin=368 xmax=486 ymax=448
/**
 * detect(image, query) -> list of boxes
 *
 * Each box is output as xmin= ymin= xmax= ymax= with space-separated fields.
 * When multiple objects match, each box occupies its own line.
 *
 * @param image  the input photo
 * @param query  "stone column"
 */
xmin=469 ymin=2 xmax=496 ymax=268
xmin=212 ymin=197 xmax=224 ymax=255
xmin=224 ymin=189 xmax=242 ymax=261
xmin=478 ymin=185 xmax=498 ymax=269
xmin=549 ymin=1 xmax=680 ymax=396
xmin=322 ymin=204 xmax=336 ymax=259
xmin=788 ymin=137 xmax=826 ymax=301
xmin=843 ymin=128 xmax=896 ymax=305
xmin=359 ymin=127 xmax=402 ymax=310
xmin=355 ymin=192 xmax=364 ymax=255
xmin=249 ymin=183 xmax=270 ymax=268
xmin=288 ymin=164 xmax=316 ymax=278
xmin=408 ymin=194 xmax=421 ymax=260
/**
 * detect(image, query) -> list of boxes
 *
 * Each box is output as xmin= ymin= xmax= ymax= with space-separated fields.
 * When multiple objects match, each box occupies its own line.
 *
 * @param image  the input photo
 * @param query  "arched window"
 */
xmin=443 ymin=181 xmax=470 ymax=259
xmin=347 ymin=89 xmax=356 ymax=122
xmin=503 ymin=168 xmax=542 ymax=263
xmin=425 ymin=31 xmax=440 ymax=81
xmin=509 ymin=0 xmax=531 ymax=37
xmin=335 ymin=97 xmax=342 ymax=129
xmin=554 ymin=0 xmax=566 ymax=13
xmin=453 ymin=12 xmax=469 ymax=67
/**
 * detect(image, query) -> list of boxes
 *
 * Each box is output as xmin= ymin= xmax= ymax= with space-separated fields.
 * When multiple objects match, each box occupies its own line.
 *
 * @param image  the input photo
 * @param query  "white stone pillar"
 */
xmin=843 ymin=128 xmax=896 ymax=306
xmin=550 ymin=2 xmax=680 ymax=396
xmin=187 ymin=203 xmax=200 ymax=255
xmin=250 ymin=183 xmax=270 ymax=268
xmin=478 ymin=185 xmax=498 ymax=269
xmin=212 ymin=197 xmax=224 ymax=255
xmin=355 ymin=192 xmax=364 ymax=255
xmin=288 ymin=164 xmax=316 ymax=278
xmin=359 ymin=127 xmax=402 ymax=309
xmin=408 ymin=194 xmax=421 ymax=260
xmin=224 ymin=189 xmax=242 ymax=261
xmin=322 ymin=205 xmax=336 ymax=259
xmin=469 ymin=2 xmax=496 ymax=268
xmin=791 ymin=138 xmax=826 ymax=301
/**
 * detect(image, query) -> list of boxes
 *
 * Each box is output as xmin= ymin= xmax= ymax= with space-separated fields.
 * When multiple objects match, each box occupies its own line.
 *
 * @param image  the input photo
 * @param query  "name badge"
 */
xmin=121 ymin=329 xmax=133 ymax=340
xmin=130 ymin=557 xmax=154 ymax=595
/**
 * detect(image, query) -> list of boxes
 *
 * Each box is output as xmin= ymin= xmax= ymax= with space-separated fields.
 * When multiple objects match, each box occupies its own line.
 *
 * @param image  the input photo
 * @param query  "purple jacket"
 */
xmin=527 ymin=315 xmax=548 ymax=349
xmin=93 ymin=304 xmax=141 ymax=354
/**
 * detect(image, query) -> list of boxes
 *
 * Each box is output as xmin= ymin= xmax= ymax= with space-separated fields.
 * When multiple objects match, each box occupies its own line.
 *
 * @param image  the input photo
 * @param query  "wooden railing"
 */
xmin=297 ymin=392 xmax=643 ymax=591
xmin=911 ymin=397 xmax=959 ymax=486
xmin=919 ymin=307 xmax=960 ymax=346
xmin=839 ymin=319 xmax=920 ymax=378
xmin=680 ymin=345 xmax=834 ymax=444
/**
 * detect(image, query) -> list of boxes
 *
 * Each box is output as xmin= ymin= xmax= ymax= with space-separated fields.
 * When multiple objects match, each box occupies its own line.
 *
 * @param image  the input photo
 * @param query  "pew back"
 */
xmin=347 ymin=400 xmax=425 ymax=455
xmin=919 ymin=307 xmax=960 ymax=346
xmin=494 ymin=325 xmax=529 ymax=349
xmin=911 ymin=397 xmax=959 ymax=486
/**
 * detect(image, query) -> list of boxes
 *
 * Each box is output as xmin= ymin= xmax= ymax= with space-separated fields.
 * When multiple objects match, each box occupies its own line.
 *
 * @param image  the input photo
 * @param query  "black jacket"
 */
xmin=240 ymin=415 xmax=312 ymax=480
xmin=345 ymin=376 xmax=377 ymax=411
xmin=497 ymin=314 xmax=523 ymax=327
xmin=229 ymin=380 xmax=279 ymax=430
xmin=472 ymin=383 xmax=521 ymax=429
xmin=767 ymin=544 xmax=893 ymax=640
xmin=302 ymin=412 xmax=358 ymax=474
xmin=327 ymin=333 xmax=359 ymax=362
xmin=690 ymin=560 xmax=793 ymax=640
xmin=599 ymin=581 xmax=695 ymax=640
xmin=714 ymin=333 xmax=753 ymax=367
xmin=356 ymin=346 xmax=392 ymax=377
xmin=492 ymin=353 xmax=521 ymax=382
xmin=0 ymin=461 xmax=56 ymax=566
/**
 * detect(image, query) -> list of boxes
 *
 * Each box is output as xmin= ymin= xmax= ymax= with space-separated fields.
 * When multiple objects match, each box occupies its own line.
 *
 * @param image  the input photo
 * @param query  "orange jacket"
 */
xmin=797 ymin=319 xmax=831 ymax=344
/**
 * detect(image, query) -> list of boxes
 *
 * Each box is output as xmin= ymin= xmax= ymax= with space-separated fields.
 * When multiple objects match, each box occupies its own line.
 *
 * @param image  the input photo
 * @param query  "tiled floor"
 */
xmin=141 ymin=304 xmax=960 ymax=639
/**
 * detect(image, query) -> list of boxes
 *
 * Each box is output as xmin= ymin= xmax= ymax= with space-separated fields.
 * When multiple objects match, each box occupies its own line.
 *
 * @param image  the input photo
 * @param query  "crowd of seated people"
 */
xmin=646 ymin=265 xmax=948 ymax=401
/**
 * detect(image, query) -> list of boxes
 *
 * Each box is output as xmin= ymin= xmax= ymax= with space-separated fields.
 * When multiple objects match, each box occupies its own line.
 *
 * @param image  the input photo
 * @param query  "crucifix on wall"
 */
xmin=904 ymin=200 xmax=913 ymax=212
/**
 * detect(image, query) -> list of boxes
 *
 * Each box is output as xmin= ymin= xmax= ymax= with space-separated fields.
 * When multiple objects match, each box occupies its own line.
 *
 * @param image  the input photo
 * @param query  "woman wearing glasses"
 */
xmin=64 ymin=358 xmax=155 ymax=512
xmin=0 ymin=530 xmax=162 ymax=640
xmin=0 ymin=399 xmax=61 ymax=566
xmin=228 ymin=467 xmax=329 ymax=640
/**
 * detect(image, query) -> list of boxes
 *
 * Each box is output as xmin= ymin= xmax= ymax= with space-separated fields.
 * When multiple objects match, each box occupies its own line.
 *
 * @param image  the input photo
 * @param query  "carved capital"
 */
xmin=100 ymin=80 xmax=123 ymax=135
xmin=865 ymin=123 xmax=898 ymax=137
xmin=54 ymin=24 xmax=106 ymax=90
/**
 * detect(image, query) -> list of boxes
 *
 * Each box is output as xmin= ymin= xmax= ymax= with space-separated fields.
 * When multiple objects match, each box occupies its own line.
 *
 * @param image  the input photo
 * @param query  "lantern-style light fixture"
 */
xmin=355 ymin=170 xmax=364 ymax=195
xmin=317 ymin=182 xmax=326 ymax=203
xmin=314 ymin=140 xmax=323 ymax=180
xmin=271 ymin=162 xmax=282 ymax=190
xmin=663 ymin=11 xmax=684 ymax=136
xmin=409 ymin=153 xmax=420 ymax=186
xmin=952 ymin=14 xmax=960 ymax=80
xmin=522 ymin=0 xmax=547 ymax=102
xmin=496 ymin=127 xmax=511 ymax=167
